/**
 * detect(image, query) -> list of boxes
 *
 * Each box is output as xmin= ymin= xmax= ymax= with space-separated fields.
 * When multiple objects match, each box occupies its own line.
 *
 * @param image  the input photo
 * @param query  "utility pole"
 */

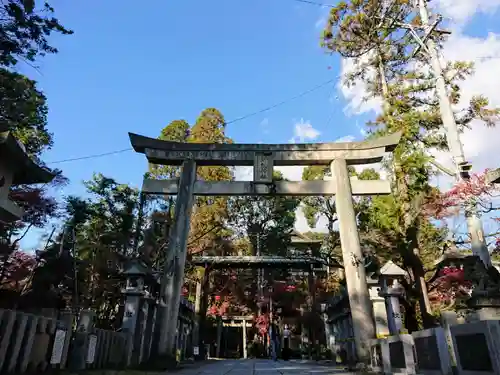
xmin=395 ymin=0 xmax=491 ymax=268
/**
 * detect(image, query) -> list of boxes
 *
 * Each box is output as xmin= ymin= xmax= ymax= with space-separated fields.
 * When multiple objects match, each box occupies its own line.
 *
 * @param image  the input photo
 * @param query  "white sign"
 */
xmin=193 ymin=346 xmax=199 ymax=355
xmin=86 ymin=334 xmax=98 ymax=363
xmin=50 ymin=329 xmax=67 ymax=364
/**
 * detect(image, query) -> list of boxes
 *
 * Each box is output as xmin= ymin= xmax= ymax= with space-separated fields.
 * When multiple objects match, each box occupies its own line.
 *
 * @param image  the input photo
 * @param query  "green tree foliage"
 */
xmin=0 ymin=69 xmax=52 ymax=157
xmin=0 ymin=1 xmax=72 ymax=282
xmin=188 ymin=108 xmax=233 ymax=255
xmin=321 ymin=0 xmax=498 ymax=326
xmin=0 ymin=0 xmax=73 ymax=67
xmin=147 ymin=110 xmax=233 ymax=262
xmin=229 ymin=170 xmax=300 ymax=257
xmin=0 ymin=68 xmax=67 ymax=259
xmin=147 ymin=109 xmax=241 ymax=315
xmin=19 ymin=174 xmax=144 ymax=326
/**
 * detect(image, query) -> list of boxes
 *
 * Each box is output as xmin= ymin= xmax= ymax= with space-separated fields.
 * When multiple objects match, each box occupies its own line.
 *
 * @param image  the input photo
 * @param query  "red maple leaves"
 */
xmin=1 ymin=251 xmax=36 ymax=291
xmin=428 ymin=266 xmax=472 ymax=305
xmin=255 ymin=314 xmax=269 ymax=335
xmin=207 ymin=295 xmax=230 ymax=317
xmin=424 ymin=170 xmax=498 ymax=219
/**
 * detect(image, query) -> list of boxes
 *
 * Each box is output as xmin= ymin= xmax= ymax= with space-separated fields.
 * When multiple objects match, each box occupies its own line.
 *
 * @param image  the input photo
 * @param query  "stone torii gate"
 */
xmin=129 ymin=131 xmax=401 ymax=363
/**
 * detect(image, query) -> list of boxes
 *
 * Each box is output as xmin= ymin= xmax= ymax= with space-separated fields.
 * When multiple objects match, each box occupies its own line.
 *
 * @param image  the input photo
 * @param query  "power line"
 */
xmin=286 ymin=0 xmax=334 ymax=7
xmin=48 ymin=148 xmax=132 ymax=165
xmin=224 ymin=77 xmax=336 ymax=125
xmin=46 ymin=77 xmax=337 ymax=165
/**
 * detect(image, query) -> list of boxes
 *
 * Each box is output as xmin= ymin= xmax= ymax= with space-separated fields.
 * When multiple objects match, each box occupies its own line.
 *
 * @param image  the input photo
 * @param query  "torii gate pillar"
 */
xmin=156 ymin=160 xmax=197 ymax=356
xmin=332 ymin=158 xmax=375 ymax=362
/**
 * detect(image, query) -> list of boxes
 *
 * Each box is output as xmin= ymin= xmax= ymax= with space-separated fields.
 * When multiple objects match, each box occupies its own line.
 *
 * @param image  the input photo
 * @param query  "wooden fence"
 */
xmin=0 ymin=309 xmax=130 ymax=374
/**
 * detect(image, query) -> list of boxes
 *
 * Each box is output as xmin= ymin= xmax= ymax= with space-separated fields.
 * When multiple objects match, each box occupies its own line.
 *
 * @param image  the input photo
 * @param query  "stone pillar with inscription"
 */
xmin=69 ymin=310 xmax=95 ymax=371
xmin=242 ymin=318 xmax=248 ymax=359
xmin=379 ymin=281 xmax=404 ymax=335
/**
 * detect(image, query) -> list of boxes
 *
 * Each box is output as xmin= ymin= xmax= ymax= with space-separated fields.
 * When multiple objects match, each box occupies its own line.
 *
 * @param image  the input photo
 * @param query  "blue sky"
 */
xmin=17 ymin=0 xmax=357 ymax=249
xmin=16 ymin=0 xmax=500 ymax=249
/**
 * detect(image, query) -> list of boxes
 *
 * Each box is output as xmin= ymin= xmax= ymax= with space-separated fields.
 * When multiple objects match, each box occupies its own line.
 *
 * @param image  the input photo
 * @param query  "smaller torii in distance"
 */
xmin=189 ymin=232 xmax=337 ymax=360
xmin=129 ymin=131 xmax=401 ymax=364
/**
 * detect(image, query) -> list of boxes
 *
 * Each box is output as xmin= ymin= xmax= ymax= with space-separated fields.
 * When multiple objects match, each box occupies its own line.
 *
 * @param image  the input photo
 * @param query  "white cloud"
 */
xmin=295 ymin=204 xmax=330 ymax=233
xmin=289 ymin=119 xmax=321 ymax=143
xmin=340 ymin=55 xmax=383 ymax=116
xmin=435 ymin=0 xmax=500 ymax=25
xmin=335 ymin=135 xmax=355 ymax=143
xmin=234 ymin=166 xmax=252 ymax=181
xmin=260 ymin=118 xmax=270 ymax=134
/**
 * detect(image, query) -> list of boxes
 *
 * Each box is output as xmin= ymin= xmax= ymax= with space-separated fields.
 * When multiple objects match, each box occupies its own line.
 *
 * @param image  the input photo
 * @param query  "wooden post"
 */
xmin=216 ymin=316 xmax=222 ymax=358
xmin=307 ymin=266 xmax=314 ymax=360
xmin=198 ymin=265 xmax=210 ymax=359
xmin=157 ymin=160 xmax=197 ymax=356
xmin=331 ymin=158 xmax=376 ymax=364
xmin=242 ymin=319 xmax=248 ymax=359
xmin=192 ymin=280 xmax=202 ymax=359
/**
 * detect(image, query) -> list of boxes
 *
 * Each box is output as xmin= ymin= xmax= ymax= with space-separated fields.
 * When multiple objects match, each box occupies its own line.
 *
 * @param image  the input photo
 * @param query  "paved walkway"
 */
xmin=176 ymin=359 xmax=353 ymax=374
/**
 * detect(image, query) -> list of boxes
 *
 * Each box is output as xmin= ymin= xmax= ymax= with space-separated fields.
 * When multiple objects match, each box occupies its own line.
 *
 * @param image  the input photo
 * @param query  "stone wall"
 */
xmin=368 ymin=317 xmax=500 ymax=375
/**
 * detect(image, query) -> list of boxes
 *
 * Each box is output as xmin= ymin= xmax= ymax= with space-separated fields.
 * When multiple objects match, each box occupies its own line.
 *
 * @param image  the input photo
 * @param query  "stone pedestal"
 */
xmin=367 ymin=273 xmax=390 ymax=338
xmin=380 ymin=334 xmax=416 ymax=375
xmin=411 ymin=327 xmax=451 ymax=375
xmin=468 ymin=295 xmax=500 ymax=320
xmin=450 ymin=320 xmax=500 ymax=375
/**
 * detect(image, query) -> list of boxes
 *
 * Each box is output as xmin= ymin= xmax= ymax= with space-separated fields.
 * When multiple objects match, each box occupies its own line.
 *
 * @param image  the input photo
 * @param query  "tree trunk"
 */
xmin=395 ymin=158 xmax=434 ymax=329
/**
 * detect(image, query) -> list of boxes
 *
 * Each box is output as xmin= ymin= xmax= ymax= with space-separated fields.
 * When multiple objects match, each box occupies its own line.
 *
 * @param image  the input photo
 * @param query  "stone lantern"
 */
xmin=0 ymin=126 xmax=55 ymax=223
xmin=121 ymin=259 xmax=149 ymax=330
xmin=121 ymin=259 xmax=152 ymax=365
xmin=378 ymin=261 xmax=407 ymax=336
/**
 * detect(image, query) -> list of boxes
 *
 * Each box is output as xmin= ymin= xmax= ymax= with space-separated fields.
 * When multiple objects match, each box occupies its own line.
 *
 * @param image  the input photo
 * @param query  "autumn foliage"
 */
xmin=428 ymin=266 xmax=473 ymax=309
xmin=0 ymin=251 xmax=36 ymax=292
xmin=424 ymin=170 xmax=497 ymax=219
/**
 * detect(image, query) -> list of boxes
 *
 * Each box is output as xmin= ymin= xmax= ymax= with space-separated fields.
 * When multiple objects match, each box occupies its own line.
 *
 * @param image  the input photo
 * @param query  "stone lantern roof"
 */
xmin=0 ymin=127 xmax=55 ymax=185
xmin=379 ymin=260 xmax=407 ymax=278
xmin=0 ymin=126 xmax=56 ymax=222
xmin=122 ymin=258 xmax=150 ymax=276
xmin=290 ymin=230 xmax=322 ymax=248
